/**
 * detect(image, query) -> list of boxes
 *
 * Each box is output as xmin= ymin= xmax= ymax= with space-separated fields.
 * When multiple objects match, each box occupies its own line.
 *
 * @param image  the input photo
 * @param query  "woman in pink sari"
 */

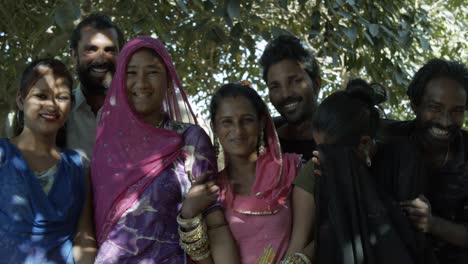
xmin=209 ymin=82 xmax=302 ymax=263
xmin=91 ymin=36 xmax=238 ymax=263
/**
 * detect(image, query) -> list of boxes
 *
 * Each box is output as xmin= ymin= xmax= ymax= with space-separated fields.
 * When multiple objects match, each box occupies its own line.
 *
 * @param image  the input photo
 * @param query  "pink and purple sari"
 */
xmin=91 ymin=36 xmax=218 ymax=263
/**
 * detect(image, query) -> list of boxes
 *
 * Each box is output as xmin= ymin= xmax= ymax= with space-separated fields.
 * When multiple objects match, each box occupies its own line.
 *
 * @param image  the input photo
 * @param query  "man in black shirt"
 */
xmin=382 ymin=59 xmax=468 ymax=264
xmin=260 ymin=35 xmax=321 ymax=161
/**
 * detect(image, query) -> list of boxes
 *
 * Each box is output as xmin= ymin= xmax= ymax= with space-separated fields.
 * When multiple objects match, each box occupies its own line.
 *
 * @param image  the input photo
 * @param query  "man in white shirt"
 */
xmin=66 ymin=14 xmax=124 ymax=158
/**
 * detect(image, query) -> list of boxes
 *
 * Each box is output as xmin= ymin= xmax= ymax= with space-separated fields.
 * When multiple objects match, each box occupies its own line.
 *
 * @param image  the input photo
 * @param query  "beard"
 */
xmin=77 ymin=61 xmax=115 ymax=96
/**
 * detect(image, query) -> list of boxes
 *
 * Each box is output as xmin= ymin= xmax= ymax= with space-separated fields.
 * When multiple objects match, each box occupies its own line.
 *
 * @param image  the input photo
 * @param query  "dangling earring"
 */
xmin=258 ymin=130 xmax=266 ymax=156
xmin=213 ymin=136 xmax=220 ymax=157
xmin=365 ymin=149 xmax=372 ymax=167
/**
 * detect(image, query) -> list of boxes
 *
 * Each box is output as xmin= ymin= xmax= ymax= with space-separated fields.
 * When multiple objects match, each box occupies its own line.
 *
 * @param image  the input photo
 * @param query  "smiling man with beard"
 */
xmin=381 ymin=59 xmax=468 ymax=264
xmin=66 ymin=14 xmax=124 ymax=159
xmin=260 ymin=35 xmax=321 ymax=162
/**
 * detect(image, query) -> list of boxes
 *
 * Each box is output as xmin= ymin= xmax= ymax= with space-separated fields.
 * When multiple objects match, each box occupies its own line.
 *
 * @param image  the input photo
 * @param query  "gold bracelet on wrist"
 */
xmin=178 ymin=221 xmax=207 ymax=243
xmin=177 ymin=213 xmax=203 ymax=229
xmin=280 ymin=252 xmax=311 ymax=264
xmin=190 ymin=249 xmax=211 ymax=261
xmin=179 ymin=232 xmax=209 ymax=253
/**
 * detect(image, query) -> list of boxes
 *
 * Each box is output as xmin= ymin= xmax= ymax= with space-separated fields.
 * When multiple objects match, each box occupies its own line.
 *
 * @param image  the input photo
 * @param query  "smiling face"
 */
xmin=125 ymin=48 xmax=169 ymax=125
xmin=75 ymin=26 xmax=119 ymax=95
xmin=266 ymin=59 xmax=318 ymax=125
xmin=18 ymin=66 xmax=72 ymax=136
xmin=214 ymin=96 xmax=263 ymax=159
xmin=413 ymin=76 xmax=466 ymax=147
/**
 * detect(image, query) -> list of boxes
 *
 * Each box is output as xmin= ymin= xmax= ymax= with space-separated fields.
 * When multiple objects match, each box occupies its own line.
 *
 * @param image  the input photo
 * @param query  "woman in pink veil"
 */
xmin=209 ymin=82 xmax=302 ymax=263
xmin=91 ymin=36 xmax=238 ymax=263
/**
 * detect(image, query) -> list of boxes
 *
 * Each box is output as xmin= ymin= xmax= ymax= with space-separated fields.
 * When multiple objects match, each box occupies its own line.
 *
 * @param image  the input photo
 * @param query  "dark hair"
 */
xmin=13 ymin=58 xmax=73 ymax=139
xmin=70 ymin=13 xmax=125 ymax=53
xmin=407 ymin=59 xmax=468 ymax=106
xmin=209 ymin=82 xmax=267 ymax=125
xmin=313 ymin=79 xmax=381 ymax=146
xmin=260 ymin=35 xmax=320 ymax=83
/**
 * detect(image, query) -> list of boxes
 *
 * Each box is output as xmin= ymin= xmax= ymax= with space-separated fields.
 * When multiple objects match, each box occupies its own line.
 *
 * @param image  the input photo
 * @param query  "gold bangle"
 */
xmin=293 ymin=253 xmax=311 ymax=264
xmin=190 ymin=249 xmax=211 ymax=261
xmin=280 ymin=253 xmax=311 ymax=264
xmin=178 ymin=222 xmax=207 ymax=243
xmin=177 ymin=213 xmax=202 ymax=229
xmin=179 ymin=233 xmax=209 ymax=253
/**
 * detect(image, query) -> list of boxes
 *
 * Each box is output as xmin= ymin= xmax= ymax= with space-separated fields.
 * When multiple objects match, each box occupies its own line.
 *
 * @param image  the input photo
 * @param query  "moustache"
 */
xmin=87 ymin=62 xmax=115 ymax=72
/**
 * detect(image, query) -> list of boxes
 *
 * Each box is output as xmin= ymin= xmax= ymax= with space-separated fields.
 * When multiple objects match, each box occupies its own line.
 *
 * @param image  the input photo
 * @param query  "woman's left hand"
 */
xmin=400 ymin=194 xmax=433 ymax=233
xmin=181 ymin=181 xmax=219 ymax=219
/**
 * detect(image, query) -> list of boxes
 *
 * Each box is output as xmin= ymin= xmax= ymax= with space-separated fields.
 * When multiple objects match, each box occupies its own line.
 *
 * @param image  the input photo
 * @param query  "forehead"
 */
xmin=28 ymin=72 xmax=71 ymax=92
xmin=216 ymin=96 xmax=257 ymax=117
xmin=127 ymin=49 xmax=165 ymax=68
xmin=266 ymin=59 xmax=306 ymax=83
xmin=78 ymin=26 xmax=119 ymax=48
xmin=422 ymin=77 xmax=466 ymax=105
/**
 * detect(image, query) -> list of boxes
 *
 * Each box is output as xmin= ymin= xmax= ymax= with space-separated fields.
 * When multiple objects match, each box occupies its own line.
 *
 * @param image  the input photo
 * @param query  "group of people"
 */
xmin=0 ymin=13 xmax=466 ymax=264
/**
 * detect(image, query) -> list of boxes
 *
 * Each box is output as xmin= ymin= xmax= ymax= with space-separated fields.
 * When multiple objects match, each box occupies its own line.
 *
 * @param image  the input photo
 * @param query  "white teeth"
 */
xmin=283 ymin=102 xmax=299 ymax=111
xmin=91 ymin=68 xmax=107 ymax=73
xmin=430 ymin=127 xmax=449 ymax=137
xmin=40 ymin=114 xmax=59 ymax=120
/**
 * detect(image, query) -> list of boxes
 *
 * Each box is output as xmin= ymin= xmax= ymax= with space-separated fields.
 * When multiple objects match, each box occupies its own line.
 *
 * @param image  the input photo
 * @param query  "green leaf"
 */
xmin=271 ymin=27 xmax=290 ymax=38
xmin=227 ymin=0 xmax=241 ymax=19
xmin=420 ymin=37 xmax=430 ymax=50
xmin=54 ymin=2 xmax=80 ymax=29
xmin=344 ymin=26 xmax=357 ymax=44
xmin=280 ymin=0 xmax=288 ymax=9
xmin=347 ymin=0 xmax=356 ymax=6
xmin=176 ymin=0 xmax=189 ymax=13
xmin=368 ymin=24 xmax=380 ymax=37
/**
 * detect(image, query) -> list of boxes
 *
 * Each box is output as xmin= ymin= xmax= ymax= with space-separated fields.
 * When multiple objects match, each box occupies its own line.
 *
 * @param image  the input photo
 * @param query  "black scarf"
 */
xmin=314 ymin=145 xmax=427 ymax=264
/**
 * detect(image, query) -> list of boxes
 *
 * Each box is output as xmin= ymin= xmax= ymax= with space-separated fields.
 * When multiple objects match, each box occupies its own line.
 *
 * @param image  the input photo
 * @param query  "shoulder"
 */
xmin=0 ymin=138 xmax=10 ymax=165
xmin=61 ymin=148 xmax=88 ymax=170
xmin=167 ymin=121 xmax=210 ymax=139
xmin=293 ymin=159 xmax=316 ymax=194
xmin=379 ymin=119 xmax=414 ymax=143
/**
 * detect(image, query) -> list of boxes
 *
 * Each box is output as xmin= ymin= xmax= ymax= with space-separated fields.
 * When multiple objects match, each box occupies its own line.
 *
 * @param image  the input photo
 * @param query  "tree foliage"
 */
xmin=0 ymin=0 xmax=467 ymax=132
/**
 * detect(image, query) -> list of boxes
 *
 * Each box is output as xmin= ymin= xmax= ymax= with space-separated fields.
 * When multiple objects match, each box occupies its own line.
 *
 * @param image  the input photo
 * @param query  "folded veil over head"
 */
xmin=91 ymin=36 xmax=197 ymax=244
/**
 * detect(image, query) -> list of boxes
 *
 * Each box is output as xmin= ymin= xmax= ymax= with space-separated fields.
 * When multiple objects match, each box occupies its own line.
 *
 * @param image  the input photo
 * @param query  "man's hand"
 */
xmin=181 ymin=180 xmax=219 ymax=219
xmin=400 ymin=194 xmax=433 ymax=233
xmin=312 ymin=150 xmax=321 ymax=176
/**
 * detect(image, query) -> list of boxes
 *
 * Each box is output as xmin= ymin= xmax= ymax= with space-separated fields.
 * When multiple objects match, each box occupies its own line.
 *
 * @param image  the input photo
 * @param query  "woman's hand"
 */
xmin=181 ymin=180 xmax=219 ymax=219
xmin=400 ymin=195 xmax=433 ymax=233
xmin=312 ymin=150 xmax=322 ymax=176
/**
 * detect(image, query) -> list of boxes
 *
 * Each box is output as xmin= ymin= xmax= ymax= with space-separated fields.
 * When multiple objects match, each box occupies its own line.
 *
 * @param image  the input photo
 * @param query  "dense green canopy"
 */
xmin=0 ymin=0 xmax=467 ymax=133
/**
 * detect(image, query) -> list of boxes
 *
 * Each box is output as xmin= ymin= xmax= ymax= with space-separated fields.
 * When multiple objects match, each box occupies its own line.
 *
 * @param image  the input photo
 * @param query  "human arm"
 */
xmin=401 ymin=195 xmax=468 ymax=248
xmin=179 ymin=182 xmax=240 ymax=264
xmin=285 ymin=186 xmax=316 ymax=259
xmin=179 ymin=125 xmax=240 ymax=263
xmin=73 ymin=172 xmax=97 ymax=263
xmin=284 ymin=159 xmax=318 ymax=260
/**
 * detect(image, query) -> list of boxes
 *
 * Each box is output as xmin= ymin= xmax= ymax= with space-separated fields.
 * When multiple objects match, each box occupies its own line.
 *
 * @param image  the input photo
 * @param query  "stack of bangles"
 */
xmin=177 ymin=213 xmax=211 ymax=261
xmin=280 ymin=252 xmax=312 ymax=264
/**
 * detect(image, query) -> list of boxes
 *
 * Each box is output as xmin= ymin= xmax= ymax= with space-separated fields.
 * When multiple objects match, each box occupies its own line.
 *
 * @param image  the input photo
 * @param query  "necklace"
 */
xmin=440 ymin=144 xmax=450 ymax=168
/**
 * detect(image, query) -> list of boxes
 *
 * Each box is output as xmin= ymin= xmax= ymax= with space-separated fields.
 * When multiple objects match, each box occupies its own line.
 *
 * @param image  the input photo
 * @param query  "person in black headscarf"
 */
xmin=287 ymin=79 xmax=430 ymax=264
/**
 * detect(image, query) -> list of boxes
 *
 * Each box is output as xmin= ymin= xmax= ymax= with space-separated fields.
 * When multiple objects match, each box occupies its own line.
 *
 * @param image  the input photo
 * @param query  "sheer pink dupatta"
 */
xmin=91 ymin=36 xmax=197 ymax=245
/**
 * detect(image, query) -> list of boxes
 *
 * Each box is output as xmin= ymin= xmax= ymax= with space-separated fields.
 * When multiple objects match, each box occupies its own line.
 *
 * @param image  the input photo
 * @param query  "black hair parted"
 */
xmin=260 ymin=35 xmax=320 ymax=83
xmin=313 ymin=78 xmax=382 ymax=146
xmin=70 ymin=13 xmax=125 ymax=53
xmin=407 ymin=59 xmax=468 ymax=106
xmin=209 ymin=82 xmax=267 ymax=125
